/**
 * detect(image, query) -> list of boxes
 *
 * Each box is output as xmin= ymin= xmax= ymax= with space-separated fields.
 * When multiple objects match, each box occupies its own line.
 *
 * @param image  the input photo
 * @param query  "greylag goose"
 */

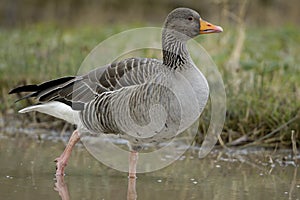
xmin=9 ymin=8 xmax=223 ymax=177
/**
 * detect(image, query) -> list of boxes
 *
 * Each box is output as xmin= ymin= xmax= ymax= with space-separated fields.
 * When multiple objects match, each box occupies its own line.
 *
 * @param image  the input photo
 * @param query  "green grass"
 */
xmin=0 ymin=24 xmax=299 ymax=148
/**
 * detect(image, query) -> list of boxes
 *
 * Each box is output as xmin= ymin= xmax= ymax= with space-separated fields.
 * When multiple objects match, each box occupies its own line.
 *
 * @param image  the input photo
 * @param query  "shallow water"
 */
xmin=0 ymin=137 xmax=299 ymax=200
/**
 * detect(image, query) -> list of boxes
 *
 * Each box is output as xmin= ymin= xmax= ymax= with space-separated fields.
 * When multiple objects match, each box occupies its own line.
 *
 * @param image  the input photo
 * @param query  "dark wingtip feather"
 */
xmin=14 ymin=92 xmax=38 ymax=103
xmin=9 ymin=85 xmax=39 ymax=94
xmin=9 ymin=76 xmax=76 ymax=95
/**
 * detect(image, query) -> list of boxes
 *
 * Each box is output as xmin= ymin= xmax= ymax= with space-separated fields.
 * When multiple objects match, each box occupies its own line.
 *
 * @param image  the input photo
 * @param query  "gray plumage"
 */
xmin=10 ymin=8 xmax=212 ymax=148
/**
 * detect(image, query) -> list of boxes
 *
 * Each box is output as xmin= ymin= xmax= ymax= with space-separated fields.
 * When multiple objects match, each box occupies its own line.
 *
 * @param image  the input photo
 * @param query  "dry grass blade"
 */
xmin=241 ymin=113 xmax=300 ymax=148
xmin=291 ymin=130 xmax=299 ymax=163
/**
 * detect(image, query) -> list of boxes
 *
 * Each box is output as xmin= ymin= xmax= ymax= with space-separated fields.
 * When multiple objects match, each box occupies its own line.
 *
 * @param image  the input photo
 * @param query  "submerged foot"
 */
xmin=54 ymin=156 xmax=67 ymax=176
xmin=53 ymin=130 xmax=80 ymax=176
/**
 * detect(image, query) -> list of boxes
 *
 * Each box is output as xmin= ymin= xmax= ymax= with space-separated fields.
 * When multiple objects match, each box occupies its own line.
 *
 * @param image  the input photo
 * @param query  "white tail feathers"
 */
xmin=19 ymin=102 xmax=80 ymax=124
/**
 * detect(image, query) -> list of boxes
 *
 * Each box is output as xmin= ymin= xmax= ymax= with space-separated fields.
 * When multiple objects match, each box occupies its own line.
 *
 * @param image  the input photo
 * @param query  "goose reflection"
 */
xmin=54 ymin=175 xmax=137 ymax=200
xmin=54 ymin=176 xmax=70 ymax=200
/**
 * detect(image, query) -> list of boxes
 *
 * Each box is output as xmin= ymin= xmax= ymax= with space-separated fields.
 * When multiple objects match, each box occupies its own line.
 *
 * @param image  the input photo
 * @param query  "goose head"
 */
xmin=163 ymin=8 xmax=223 ymax=40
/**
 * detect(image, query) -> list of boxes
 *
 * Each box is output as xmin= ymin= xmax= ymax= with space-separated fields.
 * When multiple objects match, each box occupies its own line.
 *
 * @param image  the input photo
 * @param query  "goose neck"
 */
xmin=162 ymin=30 xmax=190 ymax=70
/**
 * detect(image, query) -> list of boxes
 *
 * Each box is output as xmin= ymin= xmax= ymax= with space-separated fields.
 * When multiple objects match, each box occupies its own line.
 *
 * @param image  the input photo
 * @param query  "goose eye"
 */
xmin=188 ymin=16 xmax=193 ymax=21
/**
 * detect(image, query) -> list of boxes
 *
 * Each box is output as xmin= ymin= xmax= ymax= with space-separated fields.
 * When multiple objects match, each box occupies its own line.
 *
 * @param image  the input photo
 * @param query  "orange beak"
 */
xmin=200 ymin=18 xmax=223 ymax=34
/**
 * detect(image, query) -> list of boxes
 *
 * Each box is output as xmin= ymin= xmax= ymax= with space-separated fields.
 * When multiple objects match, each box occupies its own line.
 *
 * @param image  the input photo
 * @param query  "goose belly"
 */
xmin=171 ymin=67 xmax=209 ymax=133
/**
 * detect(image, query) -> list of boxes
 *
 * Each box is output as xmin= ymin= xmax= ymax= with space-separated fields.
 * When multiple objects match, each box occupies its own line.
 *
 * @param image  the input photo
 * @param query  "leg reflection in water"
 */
xmin=127 ymin=177 xmax=137 ymax=200
xmin=54 ymin=175 xmax=137 ymax=200
xmin=54 ymin=176 xmax=70 ymax=200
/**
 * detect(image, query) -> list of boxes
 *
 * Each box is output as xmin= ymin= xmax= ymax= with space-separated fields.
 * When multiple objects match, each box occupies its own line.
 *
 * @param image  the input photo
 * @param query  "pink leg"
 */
xmin=55 ymin=130 xmax=80 ymax=176
xmin=128 ymin=151 xmax=138 ymax=179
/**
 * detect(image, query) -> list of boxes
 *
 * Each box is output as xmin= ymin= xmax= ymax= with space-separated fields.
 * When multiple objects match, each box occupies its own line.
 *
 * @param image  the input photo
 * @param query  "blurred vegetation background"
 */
xmin=0 ymin=0 xmax=299 ymax=149
xmin=0 ymin=0 xmax=299 ymax=26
